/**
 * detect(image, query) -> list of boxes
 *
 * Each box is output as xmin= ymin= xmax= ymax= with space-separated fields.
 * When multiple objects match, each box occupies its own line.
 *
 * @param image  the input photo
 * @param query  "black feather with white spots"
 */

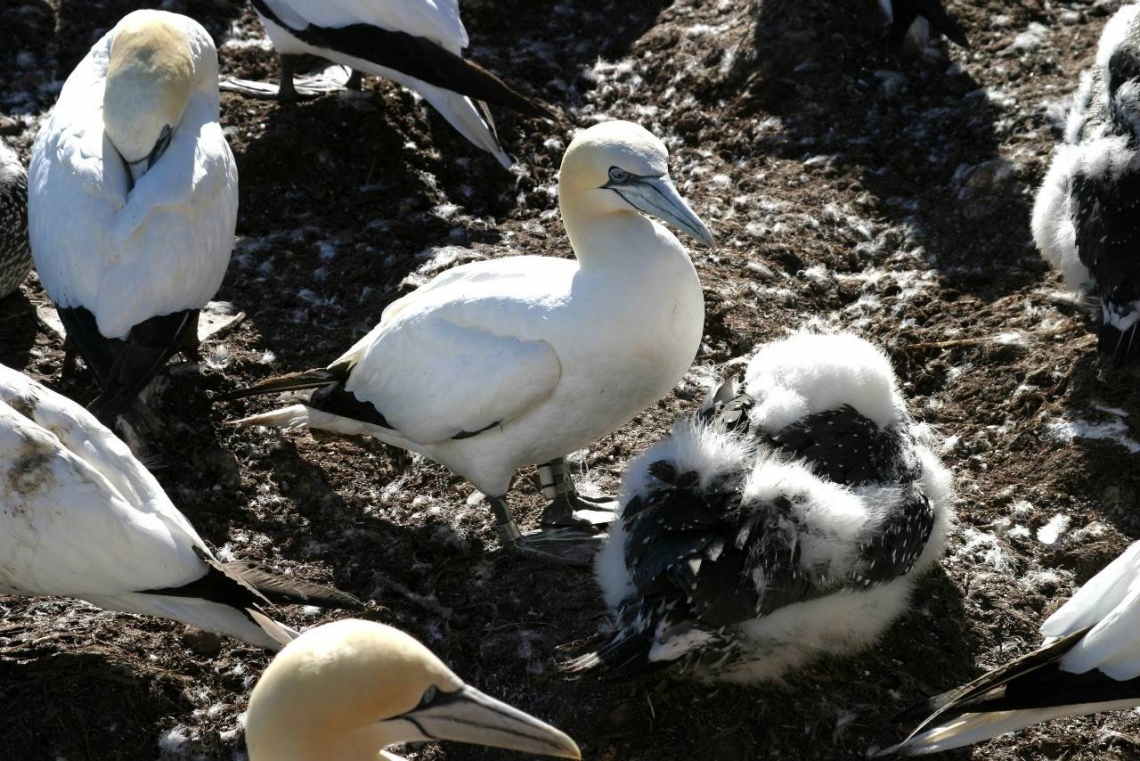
xmin=0 ymin=144 xmax=30 ymax=300
xmin=566 ymin=377 xmax=939 ymax=677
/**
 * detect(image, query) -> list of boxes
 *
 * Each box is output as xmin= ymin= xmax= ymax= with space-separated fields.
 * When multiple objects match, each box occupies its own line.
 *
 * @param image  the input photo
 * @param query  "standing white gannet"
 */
xmin=236 ymin=0 xmax=552 ymax=168
xmin=878 ymin=0 xmax=970 ymax=50
xmin=0 ymin=363 xmax=359 ymax=649
xmin=28 ymin=9 xmax=239 ymax=423
xmin=1033 ymin=4 xmax=1140 ymax=365
xmin=0 ymin=140 xmax=31 ymax=300
xmin=246 ymin=619 xmax=581 ymax=761
xmin=223 ymin=120 xmax=713 ymax=566
xmin=566 ymin=332 xmax=953 ymax=681
xmin=882 ymin=540 xmax=1140 ymax=755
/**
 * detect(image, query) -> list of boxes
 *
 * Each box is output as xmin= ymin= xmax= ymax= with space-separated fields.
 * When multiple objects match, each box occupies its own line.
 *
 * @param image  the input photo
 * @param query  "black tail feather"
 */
xmin=890 ymin=0 xmax=970 ymax=49
xmin=59 ymin=307 xmax=197 ymax=424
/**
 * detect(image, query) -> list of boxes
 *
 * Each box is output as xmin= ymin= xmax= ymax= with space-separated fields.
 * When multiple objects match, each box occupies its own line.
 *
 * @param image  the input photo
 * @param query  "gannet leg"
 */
xmin=535 ymin=458 xmax=618 ymax=527
xmin=278 ymin=55 xmax=299 ymax=103
xmin=346 ymin=69 xmax=364 ymax=91
xmin=489 ymin=492 xmax=607 ymax=567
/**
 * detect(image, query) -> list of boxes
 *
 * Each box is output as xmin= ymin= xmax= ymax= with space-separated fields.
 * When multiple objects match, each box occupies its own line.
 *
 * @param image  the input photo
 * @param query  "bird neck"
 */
xmin=560 ymin=196 xmax=674 ymax=271
xmin=250 ymin=720 xmax=398 ymax=761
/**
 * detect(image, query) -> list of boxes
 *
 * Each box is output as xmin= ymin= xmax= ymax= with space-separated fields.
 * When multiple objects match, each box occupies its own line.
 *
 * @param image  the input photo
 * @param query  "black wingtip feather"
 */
xmin=224 ymin=560 xmax=363 ymax=610
xmin=218 ymin=367 xmax=345 ymax=402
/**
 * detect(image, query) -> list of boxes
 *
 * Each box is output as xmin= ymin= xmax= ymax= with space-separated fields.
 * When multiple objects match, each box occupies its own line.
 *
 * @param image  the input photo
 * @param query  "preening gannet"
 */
xmin=882 ymin=540 xmax=1140 ymax=755
xmin=223 ymin=120 xmax=713 ymax=566
xmin=0 ymin=363 xmax=359 ymax=649
xmin=1032 ymin=4 xmax=1140 ymax=365
xmin=878 ymin=0 xmax=970 ymax=50
xmin=0 ymin=140 xmax=30 ymax=300
xmin=567 ymin=332 xmax=953 ymax=682
xmin=246 ymin=619 xmax=581 ymax=761
xmin=28 ymin=10 xmax=238 ymax=423
xmin=239 ymin=0 xmax=552 ymax=168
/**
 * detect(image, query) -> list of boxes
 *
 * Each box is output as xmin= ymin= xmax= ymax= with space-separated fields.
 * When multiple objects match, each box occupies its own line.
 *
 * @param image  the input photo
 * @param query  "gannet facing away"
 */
xmin=224 ymin=120 xmax=713 ymax=566
xmin=566 ymin=332 xmax=953 ymax=681
xmin=28 ymin=10 xmax=238 ymax=423
xmin=0 ymin=141 xmax=31 ymax=300
xmin=882 ymin=540 xmax=1140 ymax=755
xmin=1033 ymin=4 xmax=1140 ymax=365
xmin=238 ymin=0 xmax=551 ymax=168
xmin=878 ymin=0 xmax=970 ymax=50
xmin=0 ymin=363 xmax=360 ymax=649
xmin=246 ymin=619 xmax=581 ymax=761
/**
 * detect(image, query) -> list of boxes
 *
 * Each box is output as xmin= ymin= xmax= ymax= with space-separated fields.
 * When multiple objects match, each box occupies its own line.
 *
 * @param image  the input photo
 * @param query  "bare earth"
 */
xmin=3 ymin=0 xmax=1140 ymax=759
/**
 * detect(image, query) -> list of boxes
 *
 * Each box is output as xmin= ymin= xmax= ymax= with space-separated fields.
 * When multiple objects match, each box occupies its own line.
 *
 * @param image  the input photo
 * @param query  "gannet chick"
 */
xmin=0 ymin=141 xmax=31 ymax=300
xmin=240 ymin=0 xmax=551 ymax=168
xmin=879 ymin=0 xmax=970 ymax=51
xmin=223 ymin=120 xmax=713 ymax=566
xmin=246 ymin=619 xmax=581 ymax=761
xmin=566 ymin=332 xmax=953 ymax=681
xmin=1033 ymin=4 xmax=1140 ymax=365
xmin=882 ymin=540 xmax=1140 ymax=755
xmin=28 ymin=10 xmax=238 ymax=423
xmin=0 ymin=363 xmax=360 ymax=649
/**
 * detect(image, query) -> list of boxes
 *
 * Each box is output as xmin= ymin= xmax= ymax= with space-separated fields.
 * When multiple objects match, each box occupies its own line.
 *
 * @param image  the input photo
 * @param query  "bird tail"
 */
xmin=219 ymin=368 xmax=344 ymax=402
xmin=560 ymin=610 xmax=662 ymax=678
xmin=59 ymin=307 xmax=197 ymax=424
xmin=889 ymin=0 xmax=970 ymax=49
xmin=880 ymin=629 xmax=1098 ymax=756
xmin=416 ymin=84 xmax=515 ymax=169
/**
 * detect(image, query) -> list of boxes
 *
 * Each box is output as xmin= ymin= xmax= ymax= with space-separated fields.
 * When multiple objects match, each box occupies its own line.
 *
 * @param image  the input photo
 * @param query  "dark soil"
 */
xmin=3 ymin=0 xmax=1140 ymax=759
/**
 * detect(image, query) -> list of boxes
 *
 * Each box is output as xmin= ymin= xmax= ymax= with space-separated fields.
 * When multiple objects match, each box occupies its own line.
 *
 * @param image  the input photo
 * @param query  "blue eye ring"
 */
xmin=421 ymin=686 xmax=438 ymax=706
xmin=608 ymin=166 xmax=631 ymax=184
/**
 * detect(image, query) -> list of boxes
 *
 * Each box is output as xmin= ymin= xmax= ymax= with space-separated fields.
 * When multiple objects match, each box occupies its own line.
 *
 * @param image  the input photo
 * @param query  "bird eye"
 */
xmin=608 ymin=166 xmax=631 ymax=184
xmin=421 ymin=686 xmax=438 ymax=706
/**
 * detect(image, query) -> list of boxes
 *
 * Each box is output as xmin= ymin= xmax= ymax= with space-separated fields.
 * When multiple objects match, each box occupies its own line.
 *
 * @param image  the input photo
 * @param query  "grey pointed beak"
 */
xmin=384 ymin=685 xmax=581 ymax=759
xmin=622 ymin=175 xmax=715 ymax=248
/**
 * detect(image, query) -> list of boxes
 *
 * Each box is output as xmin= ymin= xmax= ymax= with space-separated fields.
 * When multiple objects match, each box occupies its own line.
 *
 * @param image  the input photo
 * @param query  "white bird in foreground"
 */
xmin=224 ymin=120 xmax=713 ymax=566
xmin=567 ymin=332 xmax=953 ymax=681
xmin=883 ymin=540 xmax=1140 ymax=755
xmin=0 ymin=363 xmax=359 ymax=649
xmin=234 ymin=0 xmax=552 ymax=168
xmin=29 ymin=9 xmax=238 ymax=423
xmin=0 ymin=140 xmax=31 ymax=300
xmin=1033 ymin=4 xmax=1140 ymax=365
xmin=246 ymin=618 xmax=581 ymax=761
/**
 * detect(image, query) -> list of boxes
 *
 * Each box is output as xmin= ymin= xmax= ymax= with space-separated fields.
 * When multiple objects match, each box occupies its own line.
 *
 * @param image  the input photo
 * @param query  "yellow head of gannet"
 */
xmin=559 ymin=120 xmax=715 ymax=249
xmin=246 ymin=619 xmax=581 ymax=761
xmin=102 ymin=12 xmax=198 ymax=177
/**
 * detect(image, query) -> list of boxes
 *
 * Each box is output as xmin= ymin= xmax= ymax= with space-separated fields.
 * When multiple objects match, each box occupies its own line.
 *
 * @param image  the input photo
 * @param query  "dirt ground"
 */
xmin=3 ymin=0 xmax=1140 ymax=759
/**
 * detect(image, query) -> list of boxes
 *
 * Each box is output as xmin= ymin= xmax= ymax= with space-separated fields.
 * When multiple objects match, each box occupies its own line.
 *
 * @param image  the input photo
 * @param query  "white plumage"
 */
xmin=573 ymin=331 xmax=953 ymax=682
xmin=1031 ymin=3 xmax=1140 ymax=364
xmin=28 ymin=9 xmax=238 ymax=421
xmin=0 ymin=363 xmax=357 ymax=649
xmin=245 ymin=0 xmax=550 ymax=168
xmin=226 ymin=120 xmax=713 ymax=564
xmin=0 ymin=140 xmax=31 ymax=300
xmin=885 ymin=541 xmax=1140 ymax=755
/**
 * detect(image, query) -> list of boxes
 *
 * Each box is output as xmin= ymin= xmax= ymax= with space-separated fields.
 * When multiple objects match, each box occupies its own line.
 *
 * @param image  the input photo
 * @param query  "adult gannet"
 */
xmin=1033 ymin=4 xmax=1140 ymax=365
xmin=0 ymin=363 xmax=359 ymax=649
xmin=238 ymin=0 xmax=552 ymax=168
xmin=246 ymin=619 xmax=581 ymax=761
xmin=28 ymin=9 xmax=238 ymax=423
xmin=0 ymin=140 xmax=31 ymax=300
xmin=223 ymin=120 xmax=713 ymax=566
xmin=566 ymin=332 xmax=953 ymax=681
xmin=879 ymin=0 xmax=970 ymax=50
xmin=882 ymin=540 xmax=1140 ymax=755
